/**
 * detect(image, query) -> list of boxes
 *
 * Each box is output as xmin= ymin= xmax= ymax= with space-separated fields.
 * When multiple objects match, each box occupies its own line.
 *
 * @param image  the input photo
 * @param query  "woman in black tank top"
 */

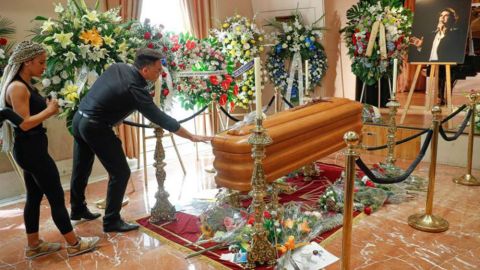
xmin=1 ymin=41 xmax=99 ymax=259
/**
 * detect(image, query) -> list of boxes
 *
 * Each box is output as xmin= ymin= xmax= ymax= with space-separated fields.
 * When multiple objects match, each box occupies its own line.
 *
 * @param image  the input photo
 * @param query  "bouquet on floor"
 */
xmin=266 ymin=11 xmax=327 ymax=105
xmin=212 ymin=14 xmax=265 ymax=109
xmin=32 ymin=0 xmax=137 ymax=130
xmin=130 ymin=19 xmax=177 ymax=110
xmin=0 ymin=16 xmax=15 ymax=76
xmin=173 ymin=33 xmax=239 ymax=110
xmin=341 ymin=0 xmax=412 ymax=86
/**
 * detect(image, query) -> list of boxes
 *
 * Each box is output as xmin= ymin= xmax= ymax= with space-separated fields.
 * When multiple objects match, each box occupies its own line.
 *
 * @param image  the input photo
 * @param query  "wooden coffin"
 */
xmin=212 ymin=97 xmax=363 ymax=191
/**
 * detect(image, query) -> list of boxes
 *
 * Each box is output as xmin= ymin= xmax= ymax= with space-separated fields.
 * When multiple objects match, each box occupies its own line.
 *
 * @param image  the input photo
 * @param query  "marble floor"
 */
xmin=0 ymin=142 xmax=479 ymax=270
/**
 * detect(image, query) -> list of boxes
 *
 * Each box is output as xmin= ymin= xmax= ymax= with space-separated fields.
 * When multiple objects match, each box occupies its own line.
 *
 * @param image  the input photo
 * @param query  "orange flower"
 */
xmin=299 ymin=220 xmax=311 ymax=233
xmin=79 ymin=28 xmax=103 ymax=48
xmin=283 ymin=218 xmax=294 ymax=229
xmin=285 ymin=235 xmax=295 ymax=250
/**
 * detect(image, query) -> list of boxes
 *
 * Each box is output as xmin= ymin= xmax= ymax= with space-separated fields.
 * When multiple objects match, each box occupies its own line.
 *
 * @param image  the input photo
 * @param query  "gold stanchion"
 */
xmin=149 ymin=126 xmax=176 ymax=223
xmin=453 ymin=93 xmax=480 ymax=186
xmin=245 ymin=117 xmax=276 ymax=269
xmin=341 ymin=131 xmax=359 ymax=270
xmin=384 ymin=98 xmax=400 ymax=168
xmin=408 ymin=106 xmax=449 ymax=233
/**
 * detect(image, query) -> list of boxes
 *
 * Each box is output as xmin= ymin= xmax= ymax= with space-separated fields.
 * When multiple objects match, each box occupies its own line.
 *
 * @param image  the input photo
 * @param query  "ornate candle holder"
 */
xmin=149 ymin=126 xmax=176 ymax=224
xmin=246 ymin=117 xmax=277 ymax=269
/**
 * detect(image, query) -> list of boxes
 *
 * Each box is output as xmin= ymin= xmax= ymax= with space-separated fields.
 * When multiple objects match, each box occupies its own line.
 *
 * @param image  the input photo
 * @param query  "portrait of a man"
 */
xmin=408 ymin=0 xmax=472 ymax=63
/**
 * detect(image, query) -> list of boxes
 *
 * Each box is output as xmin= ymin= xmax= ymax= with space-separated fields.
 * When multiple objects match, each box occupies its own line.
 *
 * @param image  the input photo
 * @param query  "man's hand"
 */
xmin=190 ymin=134 xmax=213 ymax=143
xmin=409 ymin=36 xmax=424 ymax=48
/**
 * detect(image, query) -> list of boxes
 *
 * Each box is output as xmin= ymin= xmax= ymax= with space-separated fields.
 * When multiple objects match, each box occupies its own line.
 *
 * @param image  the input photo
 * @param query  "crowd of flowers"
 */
xmin=0 ymin=16 xmax=15 ymax=75
xmin=266 ymin=12 xmax=327 ymax=105
xmin=32 ymin=0 xmax=137 ymax=129
xmin=341 ymin=0 xmax=412 ymax=85
xmin=213 ymin=15 xmax=264 ymax=109
xmin=171 ymin=34 xmax=239 ymax=110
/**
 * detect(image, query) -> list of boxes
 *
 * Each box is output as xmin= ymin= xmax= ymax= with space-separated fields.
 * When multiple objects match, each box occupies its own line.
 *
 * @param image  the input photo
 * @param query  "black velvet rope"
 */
xmin=122 ymin=120 xmax=150 ymax=128
xmin=122 ymin=105 xmax=209 ymax=128
xmin=439 ymin=109 xmax=472 ymax=141
xmin=440 ymin=104 xmax=467 ymax=124
xmin=0 ymin=108 xmax=23 ymax=127
xmin=365 ymin=128 xmax=430 ymax=151
xmin=218 ymin=106 xmax=241 ymax=122
xmin=282 ymin=96 xmax=294 ymax=108
xmin=365 ymin=103 xmax=468 ymax=151
xmin=178 ymin=105 xmax=209 ymax=124
xmin=264 ymin=95 xmax=275 ymax=113
xmin=356 ymin=129 xmax=434 ymax=184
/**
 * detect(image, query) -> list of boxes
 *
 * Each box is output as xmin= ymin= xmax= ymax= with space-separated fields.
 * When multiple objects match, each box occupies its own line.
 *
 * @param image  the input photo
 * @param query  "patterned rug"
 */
xmin=136 ymin=163 xmax=362 ymax=269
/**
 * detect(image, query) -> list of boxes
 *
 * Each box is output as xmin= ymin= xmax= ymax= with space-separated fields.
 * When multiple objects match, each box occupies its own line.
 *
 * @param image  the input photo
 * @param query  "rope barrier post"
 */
xmin=149 ymin=126 xmax=176 ymax=223
xmin=385 ymin=97 xmax=401 ymax=170
xmin=342 ymin=131 xmax=359 ymax=270
xmin=408 ymin=106 xmax=449 ymax=233
xmin=453 ymin=93 xmax=480 ymax=186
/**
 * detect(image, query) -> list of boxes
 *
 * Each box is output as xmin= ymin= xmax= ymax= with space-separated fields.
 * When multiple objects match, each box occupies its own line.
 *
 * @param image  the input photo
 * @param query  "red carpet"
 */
xmin=136 ymin=163 xmax=356 ymax=269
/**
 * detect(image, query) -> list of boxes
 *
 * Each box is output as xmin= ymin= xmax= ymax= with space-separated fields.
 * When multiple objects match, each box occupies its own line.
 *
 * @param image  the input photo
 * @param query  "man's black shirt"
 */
xmin=78 ymin=63 xmax=180 ymax=132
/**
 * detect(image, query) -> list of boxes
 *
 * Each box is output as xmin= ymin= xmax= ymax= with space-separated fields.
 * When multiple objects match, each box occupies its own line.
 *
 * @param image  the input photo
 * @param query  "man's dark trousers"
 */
xmin=70 ymin=111 xmax=131 ymax=225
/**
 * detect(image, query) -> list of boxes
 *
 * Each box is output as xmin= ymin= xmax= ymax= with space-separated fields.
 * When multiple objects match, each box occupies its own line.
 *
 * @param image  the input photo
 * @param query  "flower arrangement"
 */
xmin=130 ymin=19 xmax=177 ymax=109
xmin=341 ymin=0 xmax=412 ymax=85
xmin=0 ymin=16 xmax=15 ymax=75
xmin=172 ymin=33 xmax=239 ymax=110
xmin=32 ymin=0 xmax=137 ymax=128
xmin=266 ymin=12 xmax=327 ymax=105
xmin=213 ymin=14 xmax=265 ymax=109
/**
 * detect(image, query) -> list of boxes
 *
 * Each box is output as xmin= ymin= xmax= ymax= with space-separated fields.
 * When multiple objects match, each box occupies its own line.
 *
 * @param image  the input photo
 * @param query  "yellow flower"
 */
xmin=82 ymin=10 xmax=100 ymax=22
xmin=250 ymin=39 xmax=256 ymax=44
xmin=230 ymin=40 xmax=237 ymax=46
xmin=235 ymin=26 xmax=241 ymax=32
xmin=258 ymin=36 xmax=264 ymax=41
xmin=79 ymin=28 xmax=103 ymax=48
xmin=222 ymin=23 xmax=229 ymax=28
xmin=245 ymin=50 xmax=250 ymax=57
xmin=103 ymin=35 xmax=116 ymax=47
xmin=223 ymin=38 xmax=229 ymax=44
xmin=242 ymin=85 xmax=248 ymax=91
xmin=117 ymin=41 xmax=128 ymax=54
xmin=53 ymin=31 xmax=73 ymax=49
xmin=247 ymin=90 xmax=253 ymax=95
xmin=229 ymin=49 xmax=236 ymax=56
xmin=62 ymin=83 xmax=79 ymax=102
xmin=259 ymin=46 xmax=264 ymax=52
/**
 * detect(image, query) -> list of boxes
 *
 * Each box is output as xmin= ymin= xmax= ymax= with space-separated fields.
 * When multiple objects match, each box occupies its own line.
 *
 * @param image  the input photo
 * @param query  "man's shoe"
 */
xmin=70 ymin=208 xmax=101 ymax=221
xmin=25 ymin=240 xmax=62 ymax=259
xmin=66 ymin=236 xmax=100 ymax=257
xmin=103 ymin=220 xmax=139 ymax=233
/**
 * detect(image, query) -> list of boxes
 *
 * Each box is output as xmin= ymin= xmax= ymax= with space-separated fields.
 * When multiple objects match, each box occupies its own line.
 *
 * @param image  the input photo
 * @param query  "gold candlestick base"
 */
xmin=453 ymin=174 xmax=480 ymax=186
xmin=408 ymin=213 xmax=449 ymax=233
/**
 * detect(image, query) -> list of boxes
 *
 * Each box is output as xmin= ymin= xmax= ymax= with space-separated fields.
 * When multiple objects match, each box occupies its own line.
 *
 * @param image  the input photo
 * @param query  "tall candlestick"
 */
xmin=255 ymin=57 xmax=262 ymax=119
xmin=154 ymin=78 xmax=161 ymax=106
xmin=392 ymin=58 xmax=398 ymax=99
xmin=305 ymin=60 xmax=309 ymax=92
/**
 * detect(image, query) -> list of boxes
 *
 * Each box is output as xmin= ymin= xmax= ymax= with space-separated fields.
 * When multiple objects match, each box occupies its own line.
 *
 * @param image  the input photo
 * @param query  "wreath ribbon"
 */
xmin=285 ymin=51 xmax=304 ymax=104
xmin=365 ymin=20 xmax=387 ymax=59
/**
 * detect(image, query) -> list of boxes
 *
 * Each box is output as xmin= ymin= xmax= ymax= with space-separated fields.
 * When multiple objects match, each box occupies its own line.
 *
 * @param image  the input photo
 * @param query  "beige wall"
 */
xmin=323 ymin=0 xmax=357 ymax=99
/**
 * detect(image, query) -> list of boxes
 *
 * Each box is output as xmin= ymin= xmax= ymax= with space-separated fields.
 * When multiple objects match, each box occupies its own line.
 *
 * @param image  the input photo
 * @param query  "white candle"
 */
xmin=154 ymin=79 xmax=161 ymax=106
xmin=254 ymin=57 xmax=262 ymax=119
xmin=392 ymin=58 xmax=398 ymax=99
xmin=305 ymin=60 xmax=309 ymax=93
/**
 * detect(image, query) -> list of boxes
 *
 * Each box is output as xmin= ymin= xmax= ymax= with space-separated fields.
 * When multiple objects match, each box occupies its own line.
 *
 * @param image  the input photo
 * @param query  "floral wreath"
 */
xmin=266 ymin=13 xmax=327 ymax=105
xmin=213 ymin=15 xmax=264 ymax=109
xmin=33 ymin=0 xmax=137 ymax=129
xmin=341 ymin=0 xmax=412 ymax=85
xmin=172 ymin=33 xmax=238 ymax=110
xmin=130 ymin=19 xmax=177 ymax=110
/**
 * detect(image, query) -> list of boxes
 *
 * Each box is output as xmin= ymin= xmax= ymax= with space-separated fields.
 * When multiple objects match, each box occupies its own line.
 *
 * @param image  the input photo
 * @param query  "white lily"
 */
xmin=63 ymin=51 xmax=77 ymax=64
xmin=53 ymin=31 xmax=73 ymax=49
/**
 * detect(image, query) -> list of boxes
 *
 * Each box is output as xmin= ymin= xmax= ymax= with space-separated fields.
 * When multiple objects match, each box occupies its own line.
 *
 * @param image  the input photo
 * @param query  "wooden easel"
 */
xmin=400 ymin=62 xmax=455 ymax=124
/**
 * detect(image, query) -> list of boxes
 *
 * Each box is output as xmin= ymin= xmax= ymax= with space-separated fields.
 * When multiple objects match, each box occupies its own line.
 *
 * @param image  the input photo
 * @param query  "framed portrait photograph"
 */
xmin=408 ymin=0 xmax=472 ymax=63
